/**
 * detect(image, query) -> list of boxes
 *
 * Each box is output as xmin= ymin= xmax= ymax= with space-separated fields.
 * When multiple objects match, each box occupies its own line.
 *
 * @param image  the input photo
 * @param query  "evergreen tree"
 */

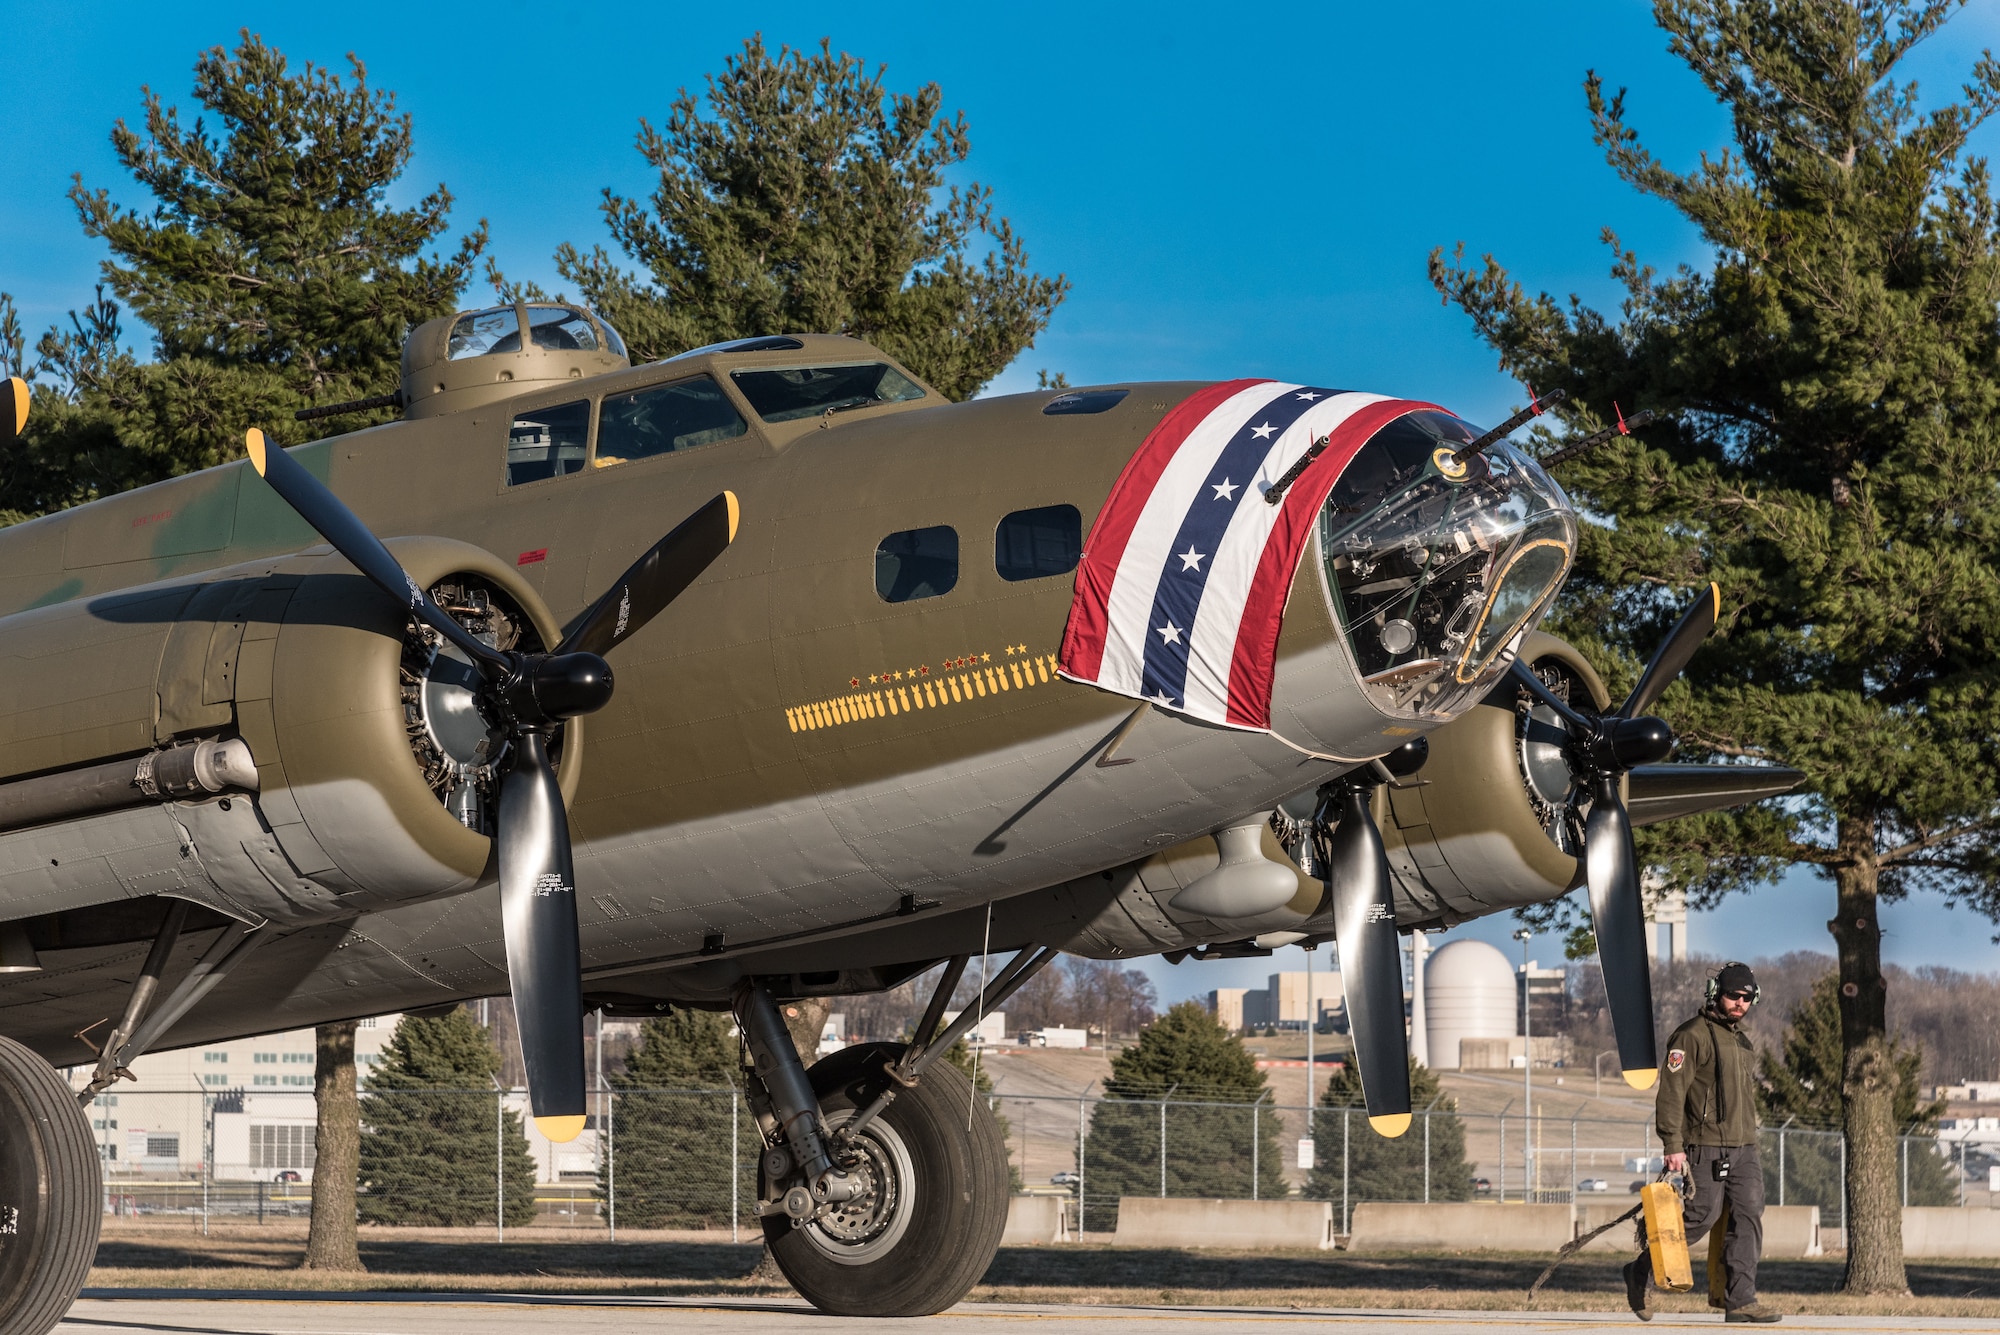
xmin=1758 ymin=974 xmax=1956 ymax=1209
xmin=1308 ymin=1061 xmax=1471 ymax=1205
xmin=358 ymin=1008 xmax=535 ymax=1226
xmin=1428 ymin=0 xmax=2000 ymax=1291
xmin=1081 ymin=1002 xmax=1285 ymax=1227
xmin=600 ymin=1009 xmax=743 ymax=1228
xmin=518 ymin=35 xmax=1066 ymax=399
xmin=0 ymin=31 xmax=484 ymax=520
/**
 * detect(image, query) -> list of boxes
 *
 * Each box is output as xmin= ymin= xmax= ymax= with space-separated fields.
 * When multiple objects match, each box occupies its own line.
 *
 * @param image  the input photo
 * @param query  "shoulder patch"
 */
xmin=1667 ymin=1048 xmax=1686 ymax=1073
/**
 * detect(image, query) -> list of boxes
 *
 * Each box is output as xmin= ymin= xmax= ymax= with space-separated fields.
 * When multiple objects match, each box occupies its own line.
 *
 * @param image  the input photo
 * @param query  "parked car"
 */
xmin=1471 ymin=1176 xmax=1492 ymax=1195
xmin=1577 ymin=1178 xmax=1610 ymax=1192
xmin=1629 ymin=1180 xmax=1649 ymax=1193
xmin=274 ymin=1170 xmax=302 ymax=1183
xmin=1049 ymin=1171 xmax=1080 ymax=1189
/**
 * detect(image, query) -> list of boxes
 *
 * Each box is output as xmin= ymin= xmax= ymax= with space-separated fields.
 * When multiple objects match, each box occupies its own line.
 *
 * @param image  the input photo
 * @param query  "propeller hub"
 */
xmin=1591 ymin=715 xmax=1676 ymax=771
xmin=530 ymin=652 xmax=616 ymax=721
xmin=1380 ymin=736 xmax=1430 ymax=778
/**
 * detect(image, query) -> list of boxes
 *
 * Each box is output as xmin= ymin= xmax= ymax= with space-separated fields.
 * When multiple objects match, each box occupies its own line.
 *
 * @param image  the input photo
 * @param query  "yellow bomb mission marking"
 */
xmin=786 ymin=648 xmax=1058 ymax=733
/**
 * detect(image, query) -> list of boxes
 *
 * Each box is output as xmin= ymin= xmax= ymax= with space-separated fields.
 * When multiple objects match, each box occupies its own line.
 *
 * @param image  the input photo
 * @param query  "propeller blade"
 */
xmin=495 ymin=730 xmax=587 ymax=1141
xmin=1619 ymin=581 xmax=1719 ymax=719
xmin=557 ymin=492 xmax=739 ymax=659
xmin=1326 ymin=784 xmax=1412 ymax=1136
xmin=1583 ymin=776 xmax=1659 ymax=1088
xmin=2 ymin=377 xmax=25 ymax=448
xmin=1627 ymin=763 xmax=1805 ymax=827
xmin=244 ymin=429 xmax=508 ymax=675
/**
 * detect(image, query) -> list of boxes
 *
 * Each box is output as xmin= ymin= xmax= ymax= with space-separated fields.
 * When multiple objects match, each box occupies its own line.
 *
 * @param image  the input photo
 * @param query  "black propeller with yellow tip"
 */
xmin=1509 ymin=582 xmax=1721 ymax=1091
xmin=243 ymin=428 xmax=738 ymax=1139
xmin=3 ymin=376 xmax=27 ymax=449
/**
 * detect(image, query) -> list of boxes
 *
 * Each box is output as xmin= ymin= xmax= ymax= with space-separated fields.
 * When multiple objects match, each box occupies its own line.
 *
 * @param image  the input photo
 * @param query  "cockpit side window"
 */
xmin=596 ymin=375 xmax=748 ymax=466
xmin=731 ymin=363 xmax=926 ymax=423
xmin=507 ymin=400 xmax=591 ymax=485
xmin=449 ymin=306 xmax=521 ymax=360
xmin=526 ymin=306 xmax=600 ymax=352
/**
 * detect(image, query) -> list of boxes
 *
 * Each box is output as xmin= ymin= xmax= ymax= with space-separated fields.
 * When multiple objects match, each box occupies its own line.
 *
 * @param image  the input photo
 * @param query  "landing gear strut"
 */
xmin=0 ymin=1035 xmax=100 ymax=1335
xmin=737 ymin=945 xmax=1056 ymax=1316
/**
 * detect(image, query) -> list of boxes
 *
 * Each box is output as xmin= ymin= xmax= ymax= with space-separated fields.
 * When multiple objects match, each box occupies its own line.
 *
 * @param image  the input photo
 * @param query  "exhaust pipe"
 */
xmin=0 ymin=738 xmax=258 ymax=836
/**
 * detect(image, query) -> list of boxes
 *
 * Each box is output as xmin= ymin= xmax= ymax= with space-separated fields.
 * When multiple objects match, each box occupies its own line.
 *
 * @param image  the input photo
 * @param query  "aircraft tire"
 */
xmin=763 ymin=1041 xmax=1009 ymax=1316
xmin=0 ymin=1035 xmax=101 ymax=1335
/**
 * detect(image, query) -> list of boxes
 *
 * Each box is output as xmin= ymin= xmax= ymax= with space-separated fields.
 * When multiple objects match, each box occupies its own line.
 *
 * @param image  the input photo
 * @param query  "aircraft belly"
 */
xmin=0 ymin=804 xmax=243 ymax=925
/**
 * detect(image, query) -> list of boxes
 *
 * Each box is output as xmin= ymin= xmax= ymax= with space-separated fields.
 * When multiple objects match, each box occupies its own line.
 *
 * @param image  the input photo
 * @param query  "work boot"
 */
xmin=1621 ymin=1256 xmax=1652 ymax=1322
xmin=1724 ymin=1303 xmax=1781 ymax=1323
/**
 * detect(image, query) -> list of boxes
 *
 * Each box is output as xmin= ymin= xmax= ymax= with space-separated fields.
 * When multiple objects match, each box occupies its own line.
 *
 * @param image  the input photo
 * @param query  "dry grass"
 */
xmin=86 ymin=1222 xmax=2000 ymax=1318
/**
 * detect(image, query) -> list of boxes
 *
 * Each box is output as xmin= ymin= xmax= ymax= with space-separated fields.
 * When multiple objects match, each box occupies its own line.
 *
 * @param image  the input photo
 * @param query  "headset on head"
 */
xmin=1705 ymin=962 xmax=1761 ymax=1007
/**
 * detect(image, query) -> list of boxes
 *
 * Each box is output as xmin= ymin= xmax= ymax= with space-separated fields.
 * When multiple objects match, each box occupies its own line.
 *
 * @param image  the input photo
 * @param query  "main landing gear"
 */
xmin=0 ymin=1035 xmax=100 ymax=1335
xmin=736 ymin=946 xmax=1055 ymax=1316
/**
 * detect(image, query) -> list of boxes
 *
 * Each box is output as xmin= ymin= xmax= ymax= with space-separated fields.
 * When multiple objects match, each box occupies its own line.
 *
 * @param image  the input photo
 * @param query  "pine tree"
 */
xmin=1081 ymin=1002 xmax=1285 ymax=1227
xmin=1758 ymin=974 xmax=1956 ymax=1209
xmin=1427 ymin=0 xmax=2000 ymax=1291
xmin=358 ymin=1008 xmax=536 ymax=1226
xmin=0 ymin=31 xmax=484 ymax=520
xmin=601 ymin=1009 xmax=743 ymax=1229
xmin=518 ymin=35 xmax=1066 ymax=400
xmin=1308 ymin=1061 xmax=1472 ymax=1205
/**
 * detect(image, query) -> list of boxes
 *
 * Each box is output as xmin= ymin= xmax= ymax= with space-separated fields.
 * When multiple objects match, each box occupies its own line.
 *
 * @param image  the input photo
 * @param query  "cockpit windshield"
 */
xmin=1319 ymin=411 xmax=1576 ymax=719
xmin=731 ymin=363 xmax=927 ymax=422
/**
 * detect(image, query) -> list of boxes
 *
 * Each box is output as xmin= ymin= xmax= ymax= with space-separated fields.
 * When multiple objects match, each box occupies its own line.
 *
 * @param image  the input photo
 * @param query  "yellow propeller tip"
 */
xmin=245 ymin=427 xmax=268 ymax=476
xmin=535 ymin=1113 xmax=587 ymax=1143
xmin=723 ymin=490 xmax=740 ymax=541
xmin=1368 ymin=1113 xmax=1413 ymax=1138
xmin=5 ymin=377 xmax=25 ymax=437
xmin=1624 ymin=1068 xmax=1659 ymax=1091
xmin=1708 ymin=581 xmax=1721 ymax=618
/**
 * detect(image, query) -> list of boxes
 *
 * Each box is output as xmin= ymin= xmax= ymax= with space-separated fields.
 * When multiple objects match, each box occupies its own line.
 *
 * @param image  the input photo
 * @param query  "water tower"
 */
xmin=1425 ymin=938 xmax=1516 ymax=1069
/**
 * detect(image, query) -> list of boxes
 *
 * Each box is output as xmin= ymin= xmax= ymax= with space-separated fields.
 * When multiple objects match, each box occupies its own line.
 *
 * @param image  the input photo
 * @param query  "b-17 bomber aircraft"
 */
xmin=0 ymin=306 xmax=1798 ymax=1327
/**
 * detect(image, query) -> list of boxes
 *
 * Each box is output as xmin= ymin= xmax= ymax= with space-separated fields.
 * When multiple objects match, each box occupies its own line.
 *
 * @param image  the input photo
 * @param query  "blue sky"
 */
xmin=5 ymin=1 xmax=1999 ymax=1002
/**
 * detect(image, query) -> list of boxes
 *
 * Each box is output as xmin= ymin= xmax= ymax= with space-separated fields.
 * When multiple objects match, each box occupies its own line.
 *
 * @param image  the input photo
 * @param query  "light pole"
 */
xmin=1304 ymin=944 xmax=1315 ymax=1099
xmin=1513 ymin=928 xmax=1532 ymax=1200
xmin=1594 ymin=1048 xmax=1620 ymax=1101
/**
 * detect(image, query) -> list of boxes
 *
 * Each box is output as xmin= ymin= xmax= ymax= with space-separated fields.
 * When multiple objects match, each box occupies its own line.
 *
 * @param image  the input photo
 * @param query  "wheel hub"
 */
xmin=799 ymin=1111 xmax=917 ymax=1265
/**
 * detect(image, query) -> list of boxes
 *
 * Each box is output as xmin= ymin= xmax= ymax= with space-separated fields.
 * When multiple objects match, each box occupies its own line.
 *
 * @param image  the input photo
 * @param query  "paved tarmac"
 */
xmin=54 ymin=1292 xmax=2000 ymax=1334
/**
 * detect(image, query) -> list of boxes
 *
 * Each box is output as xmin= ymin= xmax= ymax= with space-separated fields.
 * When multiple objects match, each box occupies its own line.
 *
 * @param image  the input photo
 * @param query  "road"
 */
xmin=55 ymin=1292 xmax=2000 ymax=1334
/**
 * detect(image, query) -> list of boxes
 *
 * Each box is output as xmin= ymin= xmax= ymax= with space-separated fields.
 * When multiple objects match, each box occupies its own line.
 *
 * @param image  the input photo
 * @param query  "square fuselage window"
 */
xmin=995 ymin=504 xmax=1082 ymax=581
xmin=597 ymin=376 xmax=747 ymax=466
xmin=876 ymin=526 xmax=958 ymax=602
xmin=507 ymin=400 xmax=591 ymax=485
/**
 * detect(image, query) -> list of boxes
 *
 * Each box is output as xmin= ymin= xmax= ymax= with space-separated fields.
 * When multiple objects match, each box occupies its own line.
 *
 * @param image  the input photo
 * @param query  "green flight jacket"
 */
xmin=1656 ymin=1009 xmax=1759 ymax=1148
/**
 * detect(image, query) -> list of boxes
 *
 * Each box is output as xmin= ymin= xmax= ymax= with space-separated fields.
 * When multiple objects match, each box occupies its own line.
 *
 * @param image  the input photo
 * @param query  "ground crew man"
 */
xmin=1624 ymin=961 xmax=1779 ymax=1324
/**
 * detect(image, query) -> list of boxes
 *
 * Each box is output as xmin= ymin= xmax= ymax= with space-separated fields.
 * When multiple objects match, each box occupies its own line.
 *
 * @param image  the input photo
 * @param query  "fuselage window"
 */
xmin=507 ymin=400 xmax=591 ymax=485
xmin=995 ymin=504 xmax=1082 ymax=581
xmin=876 ymin=526 xmax=959 ymax=603
xmin=732 ymin=363 xmax=927 ymax=423
xmin=596 ymin=375 xmax=748 ymax=466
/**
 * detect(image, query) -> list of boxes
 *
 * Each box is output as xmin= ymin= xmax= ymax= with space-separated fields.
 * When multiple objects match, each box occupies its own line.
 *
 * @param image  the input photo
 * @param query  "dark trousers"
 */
xmin=1681 ymin=1142 xmax=1764 ymax=1310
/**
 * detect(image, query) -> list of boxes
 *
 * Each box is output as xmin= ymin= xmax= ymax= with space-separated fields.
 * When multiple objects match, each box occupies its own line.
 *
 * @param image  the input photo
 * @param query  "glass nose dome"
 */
xmin=1318 ymin=410 xmax=1576 ymax=719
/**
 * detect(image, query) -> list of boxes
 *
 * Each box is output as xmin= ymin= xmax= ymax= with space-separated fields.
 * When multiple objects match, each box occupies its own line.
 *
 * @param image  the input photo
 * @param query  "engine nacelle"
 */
xmin=1379 ymin=630 xmax=1612 ymax=927
xmin=236 ymin=537 xmax=576 ymax=907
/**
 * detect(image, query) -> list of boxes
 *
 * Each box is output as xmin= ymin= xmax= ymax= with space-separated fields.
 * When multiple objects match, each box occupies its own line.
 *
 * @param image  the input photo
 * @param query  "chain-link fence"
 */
xmin=81 ymin=1086 xmax=1995 ymax=1236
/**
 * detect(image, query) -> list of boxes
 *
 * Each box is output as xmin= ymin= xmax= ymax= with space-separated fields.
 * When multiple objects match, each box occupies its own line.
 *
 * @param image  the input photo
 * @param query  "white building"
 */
xmin=942 ymin=1010 xmax=1007 ymax=1047
xmin=69 ymin=1015 xmax=400 ymax=1181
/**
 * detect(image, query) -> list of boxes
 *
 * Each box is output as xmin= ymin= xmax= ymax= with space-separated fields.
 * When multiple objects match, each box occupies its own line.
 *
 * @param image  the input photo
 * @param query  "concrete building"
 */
xmin=1644 ymin=872 xmax=1689 ymax=961
xmin=1224 ymin=971 xmax=1345 ymax=1032
xmin=1207 ymin=988 xmax=1251 ymax=1033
